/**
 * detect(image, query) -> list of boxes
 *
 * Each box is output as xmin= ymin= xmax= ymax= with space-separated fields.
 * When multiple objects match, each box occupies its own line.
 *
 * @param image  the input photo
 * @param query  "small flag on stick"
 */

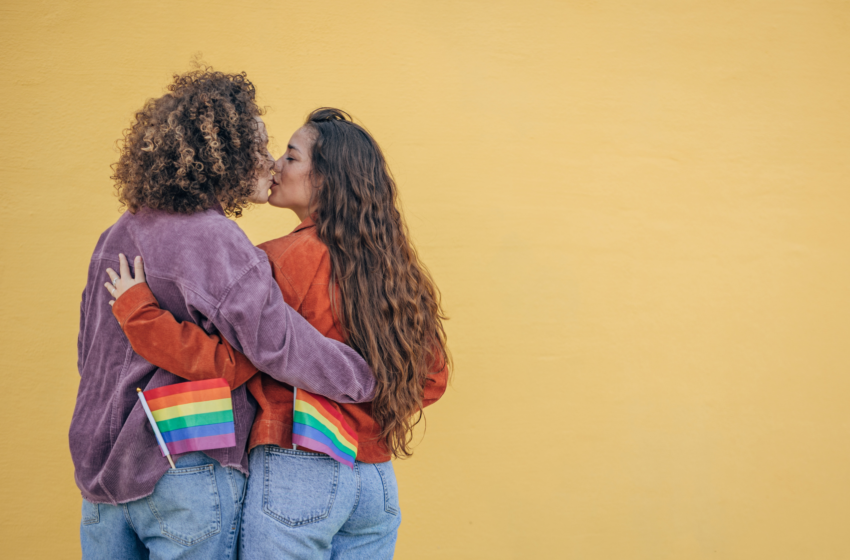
xmin=137 ymin=388 xmax=175 ymax=469
xmin=293 ymin=388 xmax=358 ymax=468
xmin=140 ymin=378 xmax=236 ymax=461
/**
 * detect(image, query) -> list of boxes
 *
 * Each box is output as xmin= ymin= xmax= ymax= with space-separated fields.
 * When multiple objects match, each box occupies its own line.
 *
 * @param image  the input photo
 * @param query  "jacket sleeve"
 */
xmin=112 ymin=283 xmax=258 ymax=390
xmin=207 ymin=261 xmax=375 ymax=404
xmin=423 ymin=356 xmax=449 ymax=408
xmin=423 ymin=365 xmax=448 ymax=408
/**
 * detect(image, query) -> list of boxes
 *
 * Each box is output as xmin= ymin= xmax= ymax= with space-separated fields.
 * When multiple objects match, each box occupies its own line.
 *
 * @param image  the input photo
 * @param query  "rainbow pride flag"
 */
xmin=143 ymin=378 xmax=236 ymax=455
xmin=293 ymin=388 xmax=358 ymax=468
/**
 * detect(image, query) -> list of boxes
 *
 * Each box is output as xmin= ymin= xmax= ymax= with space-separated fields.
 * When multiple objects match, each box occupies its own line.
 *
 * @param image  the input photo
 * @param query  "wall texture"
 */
xmin=2 ymin=1 xmax=850 ymax=558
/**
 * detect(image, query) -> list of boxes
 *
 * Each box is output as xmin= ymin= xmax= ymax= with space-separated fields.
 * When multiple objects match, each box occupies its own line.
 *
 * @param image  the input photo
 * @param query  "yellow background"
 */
xmin=2 ymin=1 xmax=850 ymax=558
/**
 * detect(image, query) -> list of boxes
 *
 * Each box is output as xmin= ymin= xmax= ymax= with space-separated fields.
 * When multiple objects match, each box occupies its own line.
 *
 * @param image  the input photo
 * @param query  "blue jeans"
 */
xmin=80 ymin=452 xmax=246 ymax=560
xmin=240 ymin=446 xmax=401 ymax=559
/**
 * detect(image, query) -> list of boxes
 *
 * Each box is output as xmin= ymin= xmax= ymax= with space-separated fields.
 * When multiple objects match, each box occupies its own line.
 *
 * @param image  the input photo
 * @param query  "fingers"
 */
xmin=104 ymin=282 xmax=117 ymax=296
xmin=134 ymin=256 xmax=145 ymax=283
xmin=109 ymin=300 xmax=115 ymax=307
xmin=104 ymin=254 xmax=145 ymax=305
xmin=119 ymin=253 xmax=131 ymax=280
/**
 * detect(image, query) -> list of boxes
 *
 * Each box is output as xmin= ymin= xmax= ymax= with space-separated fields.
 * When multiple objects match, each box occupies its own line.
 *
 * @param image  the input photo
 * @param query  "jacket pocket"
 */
xmin=146 ymin=464 xmax=221 ymax=546
xmin=263 ymin=446 xmax=339 ymax=527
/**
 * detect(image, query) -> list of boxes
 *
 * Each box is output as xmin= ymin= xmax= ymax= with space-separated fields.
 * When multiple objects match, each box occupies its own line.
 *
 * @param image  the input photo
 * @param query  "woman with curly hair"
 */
xmin=74 ymin=74 xmax=375 ymax=560
xmin=106 ymin=108 xmax=450 ymax=558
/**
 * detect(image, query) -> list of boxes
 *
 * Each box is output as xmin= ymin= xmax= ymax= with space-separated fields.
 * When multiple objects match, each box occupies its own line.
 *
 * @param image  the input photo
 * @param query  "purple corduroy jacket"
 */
xmin=71 ymin=205 xmax=375 ymax=505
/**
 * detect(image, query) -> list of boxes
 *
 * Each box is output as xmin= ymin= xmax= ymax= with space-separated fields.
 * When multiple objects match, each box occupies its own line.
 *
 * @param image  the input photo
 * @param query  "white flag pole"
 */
xmin=137 ymin=388 xmax=176 ymax=469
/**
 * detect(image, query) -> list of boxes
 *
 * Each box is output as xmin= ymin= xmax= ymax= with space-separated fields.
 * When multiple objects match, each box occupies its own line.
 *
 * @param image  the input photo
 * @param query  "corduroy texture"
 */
xmin=114 ymin=217 xmax=448 ymax=463
xmin=72 ymin=206 xmax=376 ymax=505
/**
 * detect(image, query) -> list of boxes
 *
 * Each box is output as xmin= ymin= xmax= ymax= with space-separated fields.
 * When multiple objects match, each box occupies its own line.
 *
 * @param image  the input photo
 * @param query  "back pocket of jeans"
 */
xmin=82 ymin=499 xmax=99 ymax=525
xmin=263 ymin=447 xmax=339 ymax=527
xmin=374 ymin=462 xmax=399 ymax=515
xmin=146 ymin=464 xmax=221 ymax=546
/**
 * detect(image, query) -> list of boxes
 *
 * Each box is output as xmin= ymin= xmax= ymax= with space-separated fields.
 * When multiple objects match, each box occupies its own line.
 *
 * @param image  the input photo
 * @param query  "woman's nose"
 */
xmin=274 ymin=158 xmax=284 ymax=174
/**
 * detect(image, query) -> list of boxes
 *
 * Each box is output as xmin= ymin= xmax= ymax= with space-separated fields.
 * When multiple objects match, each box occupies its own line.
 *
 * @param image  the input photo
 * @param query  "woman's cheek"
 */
xmin=267 ymin=187 xmax=287 ymax=208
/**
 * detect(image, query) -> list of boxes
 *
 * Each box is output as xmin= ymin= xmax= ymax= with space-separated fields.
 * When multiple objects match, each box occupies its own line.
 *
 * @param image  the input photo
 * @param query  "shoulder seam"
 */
xmin=89 ymin=256 xmax=266 ymax=315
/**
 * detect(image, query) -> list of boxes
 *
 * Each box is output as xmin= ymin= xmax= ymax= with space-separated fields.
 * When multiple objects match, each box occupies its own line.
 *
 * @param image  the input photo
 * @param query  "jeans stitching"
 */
xmin=348 ymin=462 xmax=362 ymax=521
xmin=225 ymin=467 xmax=245 ymax=531
xmin=226 ymin=467 xmax=238 ymax=505
xmin=224 ymin=467 xmax=244 ymax=560
xmin=374 ymin=463 xmax=399 ymax=516
xmin=266 ymin=446 xmax=331 ymax=458
xmin=161 ymin=465 xmax=215 ymax=475
xmin=239 ymin=479 xmax=250 ymax=560
xmin=81 ymin=500 xmax=99 ymax=526
xmin=121 ymin=504 xmax=137 ymax=532
xmin=262 ymin=445 xmax=340 ymax=527
xmin=146 ymin=463 xmax=222 ymax=546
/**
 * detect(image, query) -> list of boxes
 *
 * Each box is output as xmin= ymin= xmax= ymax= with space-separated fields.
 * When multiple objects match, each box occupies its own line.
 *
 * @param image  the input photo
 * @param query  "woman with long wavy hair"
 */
xmin=106 ymin=107 xmax=449 ymax=558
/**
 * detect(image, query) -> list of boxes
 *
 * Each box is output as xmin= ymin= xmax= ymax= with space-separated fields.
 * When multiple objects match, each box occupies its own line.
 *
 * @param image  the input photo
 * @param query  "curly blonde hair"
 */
xmin=112 ymin=69 xmax=266 ymax=218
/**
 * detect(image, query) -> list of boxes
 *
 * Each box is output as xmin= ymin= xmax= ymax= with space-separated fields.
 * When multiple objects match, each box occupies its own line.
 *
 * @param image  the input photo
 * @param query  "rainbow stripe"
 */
xmin=143 ymin=378 xmax=236 ymax=455
xmin=292 ymin=389 xmax=358 ymax=468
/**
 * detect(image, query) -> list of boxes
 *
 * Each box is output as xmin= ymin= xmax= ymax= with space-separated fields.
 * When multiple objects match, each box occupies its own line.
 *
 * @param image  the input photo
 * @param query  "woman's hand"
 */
xmin=104 ymin=254 xmax=146 ymax=306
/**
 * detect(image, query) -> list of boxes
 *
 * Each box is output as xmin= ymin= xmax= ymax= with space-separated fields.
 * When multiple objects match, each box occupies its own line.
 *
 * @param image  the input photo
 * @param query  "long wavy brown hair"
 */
xmin=112 ymin=68 xmax=267 ymax=218
xmin=306 ymin=108 xmax=450 ymax=458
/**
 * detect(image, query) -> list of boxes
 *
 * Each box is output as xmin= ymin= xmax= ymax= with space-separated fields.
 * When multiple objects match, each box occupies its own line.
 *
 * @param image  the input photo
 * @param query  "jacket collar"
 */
xmin=292 ymin=214 xmax=316 ymax=233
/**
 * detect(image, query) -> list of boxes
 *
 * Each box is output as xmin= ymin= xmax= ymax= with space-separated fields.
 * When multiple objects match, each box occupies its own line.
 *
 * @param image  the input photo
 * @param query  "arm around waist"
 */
xmin=112 ymin=283 xmax=258 ymax=390
xmin=115 ymin=260 xmax=375 ymax=403
xmin=212 ymin=262 xmax=375 ymax=403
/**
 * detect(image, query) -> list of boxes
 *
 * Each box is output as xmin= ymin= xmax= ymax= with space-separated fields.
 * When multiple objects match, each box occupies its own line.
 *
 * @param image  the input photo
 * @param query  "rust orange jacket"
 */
xmin=112 ymin=217 xmax=448 ymax=463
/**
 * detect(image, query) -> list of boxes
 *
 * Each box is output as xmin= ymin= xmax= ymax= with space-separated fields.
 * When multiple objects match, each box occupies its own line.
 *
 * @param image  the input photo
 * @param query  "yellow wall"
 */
xmin=2 ymin=1 xmax=850 ymax=558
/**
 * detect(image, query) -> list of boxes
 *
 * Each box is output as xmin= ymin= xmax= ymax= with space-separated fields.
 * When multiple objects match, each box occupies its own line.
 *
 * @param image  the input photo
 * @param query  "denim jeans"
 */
xmin=80 ymin=452 xmax=246 ymax=560
xmin=240 ymin=446 xmax=401 ymax=559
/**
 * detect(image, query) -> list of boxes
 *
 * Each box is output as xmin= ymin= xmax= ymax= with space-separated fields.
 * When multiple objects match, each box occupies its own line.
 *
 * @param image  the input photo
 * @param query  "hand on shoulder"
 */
xmin=104 ymin=254 xmax=146 ymax=306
